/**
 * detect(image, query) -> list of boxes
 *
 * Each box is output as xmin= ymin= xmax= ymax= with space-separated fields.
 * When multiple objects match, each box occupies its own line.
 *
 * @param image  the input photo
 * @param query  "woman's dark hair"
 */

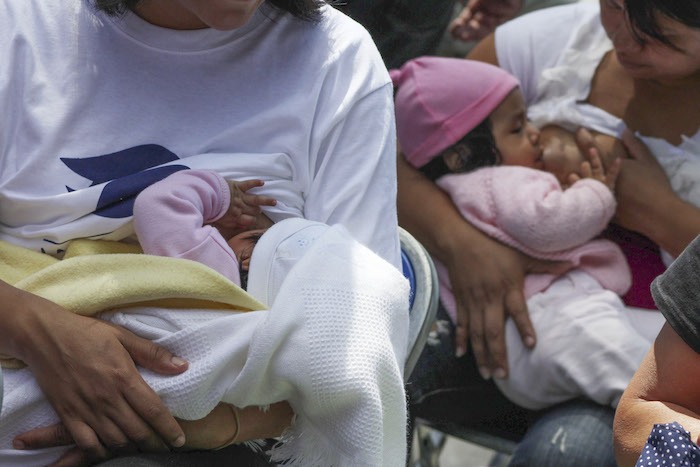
xmin=624 ymin=0 xmax=700 ymax=48
xmin=419 ymin=118 xmax=500 ymax=182
xmin=91 ymin=0 xmax=326 ymax=22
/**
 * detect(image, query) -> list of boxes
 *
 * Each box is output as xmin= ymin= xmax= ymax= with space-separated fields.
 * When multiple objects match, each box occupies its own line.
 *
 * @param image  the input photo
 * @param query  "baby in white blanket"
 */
xmin=0 ymin=170 xmax=410 ymax=467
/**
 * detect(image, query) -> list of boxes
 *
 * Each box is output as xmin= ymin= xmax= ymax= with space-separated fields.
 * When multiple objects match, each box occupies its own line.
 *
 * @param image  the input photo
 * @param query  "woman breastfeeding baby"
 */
xmin=392 ymin=57 xmax=648 ymax=410
xmin=0 ymin=170 xmax=409 ymax=466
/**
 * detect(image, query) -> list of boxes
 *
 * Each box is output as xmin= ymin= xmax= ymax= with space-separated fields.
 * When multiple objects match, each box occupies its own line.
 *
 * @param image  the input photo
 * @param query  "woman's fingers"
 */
xmin=450 ymin=238 xmax=534 ymax=378
xmin=15 ymin=423 xmax=75 ymax=449
xmin=115 ymin=328 xmax=187 ymax=449
xmin=482 ymin=300 xmax=508 ymax=378
xmin=504 ymin=288 xmax=535 ymax=349
xmin=465 ymin=297 xmax=489 ymax=378
xmin=63 ymin=420 xmax=111 ymax=460
xmin=122 ymin=384 xmax=182 ymax=451
xmin=116 ymin=323 xmax=189 ymax=376
xmin=454 ymin=303 xmax=469 ymax=358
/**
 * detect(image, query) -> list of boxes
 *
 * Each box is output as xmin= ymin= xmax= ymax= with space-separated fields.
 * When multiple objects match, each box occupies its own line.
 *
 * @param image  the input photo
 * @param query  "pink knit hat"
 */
xmin=390 ymin=57 xmax=520 ymax=168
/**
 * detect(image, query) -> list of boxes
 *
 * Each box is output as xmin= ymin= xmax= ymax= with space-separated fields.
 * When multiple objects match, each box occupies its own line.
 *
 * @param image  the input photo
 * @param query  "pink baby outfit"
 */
xmin=436 ymin=166 xmax=650 ymax=410
xmin=435 ymin=165 xmax=630 ymax=322
xmin=133 ymin=170 xmax=241 ymax=285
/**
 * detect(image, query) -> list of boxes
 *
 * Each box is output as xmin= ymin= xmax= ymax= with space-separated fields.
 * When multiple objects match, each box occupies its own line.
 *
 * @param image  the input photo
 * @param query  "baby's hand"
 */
xmin=565 ymin=145 xmax=621 ymax=192
xmin=224 ymin=179 xmax=277 ymax=230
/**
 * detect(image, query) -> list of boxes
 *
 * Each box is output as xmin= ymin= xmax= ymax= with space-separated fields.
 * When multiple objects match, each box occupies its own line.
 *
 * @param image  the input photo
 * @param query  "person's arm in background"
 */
xmin=450 ymin=0 xmax=524 ymax=42
xmin=614 ymin=323 xmax=700 ymax=466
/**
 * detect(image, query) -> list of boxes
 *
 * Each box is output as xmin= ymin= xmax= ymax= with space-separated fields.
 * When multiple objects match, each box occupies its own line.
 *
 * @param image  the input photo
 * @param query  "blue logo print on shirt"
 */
xmin=61 ymin=144 xmax=189 ymax=218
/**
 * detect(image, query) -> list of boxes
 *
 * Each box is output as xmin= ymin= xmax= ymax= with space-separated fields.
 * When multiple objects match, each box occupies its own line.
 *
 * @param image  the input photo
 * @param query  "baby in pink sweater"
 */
xmin=133 ymin=170 xmax=276 ymax=289
xmin=393 ymin=57 xmax=651 ymax=410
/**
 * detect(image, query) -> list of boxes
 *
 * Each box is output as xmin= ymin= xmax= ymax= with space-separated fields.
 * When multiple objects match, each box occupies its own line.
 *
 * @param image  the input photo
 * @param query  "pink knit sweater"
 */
xmin=436 ymin=166 xmax=631 ymax=323
xmin=133 ymin=170 xmax=241 ymax=285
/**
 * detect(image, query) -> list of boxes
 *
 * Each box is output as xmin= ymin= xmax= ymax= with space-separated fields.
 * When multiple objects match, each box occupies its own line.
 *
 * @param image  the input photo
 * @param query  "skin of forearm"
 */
xmin=614 ymin=397 xmax=700 ymax=467
xmin=177 ymin=402 xmax=293 ymax=450
xmin=237 ymin=402 xmax=294 ymax=441
xmin=396 ymin=156 xmax=482 ymax=261
xmin=0 ymin=280 xmax=42 ymax=359
xmin=643 ymin=196 xmax=700 ymax=258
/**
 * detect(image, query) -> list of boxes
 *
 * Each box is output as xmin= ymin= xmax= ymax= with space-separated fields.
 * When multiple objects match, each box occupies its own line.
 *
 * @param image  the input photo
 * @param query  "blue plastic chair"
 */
xmin=400 ymin=227 xmax=440 ymax=381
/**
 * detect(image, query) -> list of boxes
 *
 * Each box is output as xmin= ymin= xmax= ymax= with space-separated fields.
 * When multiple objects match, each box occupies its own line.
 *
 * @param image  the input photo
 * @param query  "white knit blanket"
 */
xmin=0 ymin=220 xmax=410 ymax=466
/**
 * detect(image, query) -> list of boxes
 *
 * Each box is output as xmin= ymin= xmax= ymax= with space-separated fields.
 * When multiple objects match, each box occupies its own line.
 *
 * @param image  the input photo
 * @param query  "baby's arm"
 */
xmin=485 ymin=166 xmax=618 ymax=252
xmin=614 ymin=323 xmax=700 ymax=466
xmin=134 ymin=170 xmax=245 ymax=284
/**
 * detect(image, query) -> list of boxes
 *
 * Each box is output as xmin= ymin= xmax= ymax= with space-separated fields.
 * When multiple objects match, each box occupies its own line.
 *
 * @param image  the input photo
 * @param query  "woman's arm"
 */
xmin=396 ymin=154 xmax=564 ymax=378
xmin=466 ymin=32 xmax=499 ymax=65
xmin=614 ymin=323 xmax=700 ymax=466
xmin=17 ymin=401 xmax=294 ymax=466
xmin=2 ymin=281 xmax=189 ymax=457
xmin=576 ymin=128 xmax=700 ymax=257
xmin=614 ymin=130 xmax=700 ymax=256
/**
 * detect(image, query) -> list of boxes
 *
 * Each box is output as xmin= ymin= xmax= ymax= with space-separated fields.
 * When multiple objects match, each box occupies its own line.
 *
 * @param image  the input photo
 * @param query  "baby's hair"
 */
xmin=419 ymin=118 xmax=501 ymax=182
xmin=238 ymin=232 xmax=265 ymax=290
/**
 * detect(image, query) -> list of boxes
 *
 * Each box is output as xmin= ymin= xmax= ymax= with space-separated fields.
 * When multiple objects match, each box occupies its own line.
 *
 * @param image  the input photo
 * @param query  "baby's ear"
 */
xmin=442 ymin=146 xmax=470 ymax=172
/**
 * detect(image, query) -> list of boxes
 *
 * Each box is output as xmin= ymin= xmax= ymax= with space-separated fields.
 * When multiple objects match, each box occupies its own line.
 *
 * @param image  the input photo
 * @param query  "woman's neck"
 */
xmin=132 ymin=1 xmax=209 ymax=30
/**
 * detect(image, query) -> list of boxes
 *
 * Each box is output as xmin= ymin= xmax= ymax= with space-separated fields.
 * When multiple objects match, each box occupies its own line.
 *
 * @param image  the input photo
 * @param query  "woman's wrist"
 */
xmin=0 ymin=282 xmax=42 ymax=360
xmin=431 ymin=218 xmax=479 ymax=264
xmin=641 ymin=195 xmax=700 ymax=257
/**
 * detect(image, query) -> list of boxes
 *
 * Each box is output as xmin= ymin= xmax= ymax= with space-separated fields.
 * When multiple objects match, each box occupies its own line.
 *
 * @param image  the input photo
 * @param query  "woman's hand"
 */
xmin=614 ymin=129 xmax=675 ymax=234
xmin=444 ymin=223 xmax=570 ymax=378
xmin=5 ymin=286 xmax=189 ymax=462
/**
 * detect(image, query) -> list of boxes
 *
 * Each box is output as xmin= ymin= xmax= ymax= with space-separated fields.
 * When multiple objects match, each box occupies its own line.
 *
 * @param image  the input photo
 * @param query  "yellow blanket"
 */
xmin=0 ymin=239 xmax=266 ymax=369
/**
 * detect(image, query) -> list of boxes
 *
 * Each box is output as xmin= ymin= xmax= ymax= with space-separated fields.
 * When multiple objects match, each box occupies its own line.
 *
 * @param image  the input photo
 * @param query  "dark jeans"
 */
xmin=335 ymin=0 xmax=457 ymax=69
xmin=408 ymin=304 xmax=617 ymax=466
